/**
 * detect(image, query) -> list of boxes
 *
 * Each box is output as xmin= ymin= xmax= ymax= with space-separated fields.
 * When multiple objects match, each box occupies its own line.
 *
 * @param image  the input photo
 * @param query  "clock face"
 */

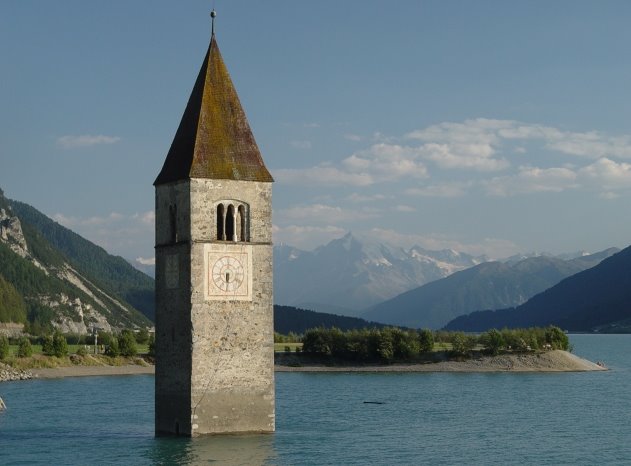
xmin=204 ymin=245 xmax=252 ymax=300
xmin=211 ymin=255 xmax=245 ymax=292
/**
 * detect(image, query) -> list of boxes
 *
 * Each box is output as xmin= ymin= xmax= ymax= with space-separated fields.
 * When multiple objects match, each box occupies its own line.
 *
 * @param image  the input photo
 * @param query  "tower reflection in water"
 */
xmin=149 ymin=433 xmax=277 ymax=465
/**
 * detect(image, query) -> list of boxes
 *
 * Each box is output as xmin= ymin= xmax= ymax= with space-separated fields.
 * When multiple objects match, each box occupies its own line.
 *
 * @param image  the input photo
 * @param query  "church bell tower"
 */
xmin=154 ymin=12 xmax=274 ymax=436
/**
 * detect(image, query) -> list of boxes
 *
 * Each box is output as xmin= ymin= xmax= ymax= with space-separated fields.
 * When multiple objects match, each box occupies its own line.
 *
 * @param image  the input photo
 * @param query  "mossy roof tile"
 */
xmin=155 ymin=35 xmax=273 ymax=185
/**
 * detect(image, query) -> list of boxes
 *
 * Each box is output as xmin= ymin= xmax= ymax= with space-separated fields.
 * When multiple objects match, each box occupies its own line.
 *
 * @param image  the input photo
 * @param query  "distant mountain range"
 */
xmin=361 ymin=249 xmax=619 ymax=329
xmin=274 ymin=232 xmax=483 ymax=315
xmin=0 ymin=188 xmax=152 ymax=334
xmin=3 ymin=187 xmax=628 ymax=336
xmin=445 ymin=245 xmax=631 ymax=333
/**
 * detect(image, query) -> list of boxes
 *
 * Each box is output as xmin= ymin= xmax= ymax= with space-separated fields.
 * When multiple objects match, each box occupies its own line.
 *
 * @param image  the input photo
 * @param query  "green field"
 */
xmin=274 ymin=342 xmax=303 ymax=352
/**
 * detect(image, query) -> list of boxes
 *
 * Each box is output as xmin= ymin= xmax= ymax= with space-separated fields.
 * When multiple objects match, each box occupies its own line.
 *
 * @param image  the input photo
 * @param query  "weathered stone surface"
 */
xmin=154 ymin=29 xmax=274 ymax=436
xmin=155 ymin=178 xmax=274 ymax=436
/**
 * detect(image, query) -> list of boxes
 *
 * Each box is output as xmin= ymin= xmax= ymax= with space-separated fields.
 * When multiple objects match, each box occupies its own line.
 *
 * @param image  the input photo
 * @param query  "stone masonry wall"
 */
xmin=155 ymin=181 xmax=193 ymax=436
xmin=189 ymin=179 xmax=274 ymax=434
xmin=155 ymin=179 xmax=274 ymax=436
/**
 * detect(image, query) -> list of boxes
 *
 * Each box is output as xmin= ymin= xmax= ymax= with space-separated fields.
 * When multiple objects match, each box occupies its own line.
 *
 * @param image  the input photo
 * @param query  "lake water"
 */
xmin=1 ymin=334 xmax=630 ymax=465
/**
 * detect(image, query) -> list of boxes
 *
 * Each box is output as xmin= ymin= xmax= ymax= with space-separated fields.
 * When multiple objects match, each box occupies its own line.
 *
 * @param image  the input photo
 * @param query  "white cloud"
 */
xmin=367 ymin=228 xmax=519 ymax=259
xmin=395 ymin=205 xmax=416 ymax=212
xmin=132 ymin=211 xmax=155 ymax=225
xmin=578 ymin=158 xmax=631 ymax=189
xmin=418 ymin=142 xmax=509 ymax=172
xmin=135 ymin=257 xmax=155 ymax=266
xmin=273 ymin=225 xmax=346 ymax=250
xmin=407 ymin=118 xmax=631 ymax=172
xmin=277 ymin=203 xmax=380 ymax=224
xmin=346 ymin=193 xmax=389 ymax=203
xmin=53 ymin=211 xmax=125 ymax=227
xmin=406 ymin=182 xmax=471 ymax=198
xmin=273 ymin=165 xmax=374 ymax=187
xmin=275 ymin=143 xmax=430 ymax=187
xmin=343 ymin=144 xmax=429 ymax=180
xmin=290 ymin=140 xmax=312 ymax=150
xmin=51 ymin=210 xmax=154 ymax=262
xmin=485 ymin=166 xmax=579 ymax=197
xmin=57 ymin=134 xmax=121 ymax=149
xmin=303 ymin=122 xmax=320 ymax=128
xmin=545 ymin=133 xmax=631 ymax=159
xmin=344 ymin=133 xmax=362 ymax=142
xmin=599 ymin=192 xmax=620 ymax=200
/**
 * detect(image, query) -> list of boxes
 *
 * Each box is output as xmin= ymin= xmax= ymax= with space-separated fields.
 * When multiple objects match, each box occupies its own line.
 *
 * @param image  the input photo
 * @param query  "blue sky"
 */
xmin=2 ymin=1 xmax=631 ymax=266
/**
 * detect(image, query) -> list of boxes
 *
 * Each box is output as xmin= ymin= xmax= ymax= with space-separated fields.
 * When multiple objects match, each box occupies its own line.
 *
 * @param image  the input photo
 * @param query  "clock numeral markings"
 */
xmin=211 ymin=256 xmax=245 ymax=293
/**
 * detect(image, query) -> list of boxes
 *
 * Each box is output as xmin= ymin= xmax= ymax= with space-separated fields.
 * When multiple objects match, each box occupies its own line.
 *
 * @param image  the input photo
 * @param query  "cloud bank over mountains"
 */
xmin=272 ymin=118 xmax=631 ymax=251
xmin=49 ymin=118 xmax=631 ymax=264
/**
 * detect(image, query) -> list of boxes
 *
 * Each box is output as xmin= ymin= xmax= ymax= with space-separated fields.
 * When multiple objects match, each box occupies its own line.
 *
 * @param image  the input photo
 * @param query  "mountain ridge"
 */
xmin=444 ymin=245 xmax=631 ymax=332
xmin=362 ymin=249 xmax=619 ymax=329
xmin=0 ymin=189 xmax=152 ymax=334
xmin=274 ymin=232 xmax=484 ymax=315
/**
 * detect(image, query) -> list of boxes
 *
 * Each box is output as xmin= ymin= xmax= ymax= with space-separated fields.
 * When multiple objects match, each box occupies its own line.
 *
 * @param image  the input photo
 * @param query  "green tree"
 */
xmin=391 ymin=328 xmax=419 ymax=360
xmin=136 ymin=327 xmax=149 ymax=345
xmin=0 ymin=274 xmax=27 ymax=323
xmin=52 ymin=331 xmax=68 ymax=357
xmin=0 ymin=335 xmax=9 ymax=360
xmin=480 ymin=329 xmax=504 ymax=355
xmin=118 ymin=329 xmax=137 ymax=357
xmin=418 ymin=329 xmax=434 ymax=353
xmin=376 ymin=328 xmax=394 ymax=362
xmin=105 ymin=338 xmax=120 ymax=357
xmin=346 ymin=329 xmax=369 ymax=360
xmin=302 ymin=328 xmax=332 ymax=355
xmin=328 ymin=327 xmax=347 ymax=357
xmin=97 ymin=331 xmax=113 ymax=347
xmin=148 ymin=334 xmax=155 ymax=357
xmin=41 ymin=335 xmax=54 ymax=355
xmin=545 ymin=326 xmax=569 ymax=350
xmin=451 ymin=332 xmax=476 ymax=356
xmin=17 ymin=336 xmax=33 ymax=357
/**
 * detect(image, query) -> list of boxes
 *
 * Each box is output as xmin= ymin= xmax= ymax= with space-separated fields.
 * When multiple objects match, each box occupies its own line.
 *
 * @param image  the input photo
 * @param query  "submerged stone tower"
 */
xmin=154 ymin=16 xmax=274 ymax=436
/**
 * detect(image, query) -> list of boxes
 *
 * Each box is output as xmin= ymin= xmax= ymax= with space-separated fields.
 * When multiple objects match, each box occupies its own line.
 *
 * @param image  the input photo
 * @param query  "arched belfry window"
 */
xmin=216 ymin=203 xmax=225 ymax=240
xmin=238 ymin=205 xmax=246 ymax=242
xmin=215 ymin=200 xmax=249 ymax=242
xmin=225 ymin=204 xmax=235 ymax=241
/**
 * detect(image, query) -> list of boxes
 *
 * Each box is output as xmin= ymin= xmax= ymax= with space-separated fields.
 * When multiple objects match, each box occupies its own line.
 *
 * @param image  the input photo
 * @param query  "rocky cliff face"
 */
xmin=0 ymin=194 xmax=150 ymax=334
xmin=1 ymin=207 xmax=29 ymax=258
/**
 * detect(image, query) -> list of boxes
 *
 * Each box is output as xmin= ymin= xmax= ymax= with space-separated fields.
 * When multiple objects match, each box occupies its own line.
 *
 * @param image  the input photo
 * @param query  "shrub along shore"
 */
xmin=0 ymin=325 xmax=606 ymax=381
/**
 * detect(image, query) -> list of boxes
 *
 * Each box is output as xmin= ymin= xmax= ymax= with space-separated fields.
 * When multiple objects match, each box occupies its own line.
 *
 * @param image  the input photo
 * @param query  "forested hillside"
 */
xmin=10 ymin=200 xmax=155 ymax=321
xmin=0 ymin=273 xmax=26 ymax=323
xmin=0 ymin=189 xmax=152 ymax=334
xmin=274 ymin=305 xmax=389 ymax=335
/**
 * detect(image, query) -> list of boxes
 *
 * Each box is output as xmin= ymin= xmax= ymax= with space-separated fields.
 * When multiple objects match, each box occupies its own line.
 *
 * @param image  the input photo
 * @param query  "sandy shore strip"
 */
xmin=19 ymin=350 xmax=605 ymax=380
xmin=275 ymin=351 xmax=607 ymax=373
xmin=32 ymin=365 xmax=155 ymax=379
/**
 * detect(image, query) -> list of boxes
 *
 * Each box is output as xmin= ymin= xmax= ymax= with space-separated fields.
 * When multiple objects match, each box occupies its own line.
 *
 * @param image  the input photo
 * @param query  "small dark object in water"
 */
xmin=363 ymin=401 xmax=385 ymax=405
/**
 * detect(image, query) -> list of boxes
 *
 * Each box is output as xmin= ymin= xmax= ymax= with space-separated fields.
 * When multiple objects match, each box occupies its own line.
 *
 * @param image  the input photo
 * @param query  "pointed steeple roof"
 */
xmin=155 ymin=34 xmax=273 ymax=185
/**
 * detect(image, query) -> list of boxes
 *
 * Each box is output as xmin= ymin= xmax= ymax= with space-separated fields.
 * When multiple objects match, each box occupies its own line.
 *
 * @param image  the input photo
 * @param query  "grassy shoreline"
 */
xmin=0 ymin=350 xmax=606 ymax=382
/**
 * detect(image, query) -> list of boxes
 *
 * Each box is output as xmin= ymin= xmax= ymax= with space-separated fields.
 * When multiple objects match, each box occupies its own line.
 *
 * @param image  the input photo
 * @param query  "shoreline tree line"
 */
xmin=290 ymin=326 xmax=570 ymax=363
xmin=0 ymin=328 xmax=155 ymax=361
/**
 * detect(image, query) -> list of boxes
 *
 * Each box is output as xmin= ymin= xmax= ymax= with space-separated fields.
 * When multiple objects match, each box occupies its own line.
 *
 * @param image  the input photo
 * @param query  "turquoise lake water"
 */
xmin=1 ymin=334 xmax=630 ymax=465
